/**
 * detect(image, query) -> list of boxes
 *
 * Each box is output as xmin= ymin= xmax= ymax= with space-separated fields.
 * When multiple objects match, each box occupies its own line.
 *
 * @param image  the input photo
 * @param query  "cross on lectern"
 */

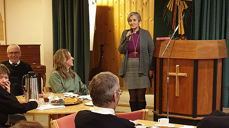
xmin=168 ymin=65 xmax=187 ymax=96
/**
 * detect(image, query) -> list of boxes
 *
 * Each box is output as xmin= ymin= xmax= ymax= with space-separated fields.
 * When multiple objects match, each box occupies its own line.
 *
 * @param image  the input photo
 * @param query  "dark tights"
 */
xmin=128 ymin=88 xmax=146 ymax=102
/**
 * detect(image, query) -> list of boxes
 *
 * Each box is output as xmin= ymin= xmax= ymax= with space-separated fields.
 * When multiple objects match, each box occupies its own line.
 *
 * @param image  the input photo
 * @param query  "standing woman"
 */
xmin=118 ymin=12 xmax=154 ymax=111
xmin=49 ymin=49 xmax=88 ymax=94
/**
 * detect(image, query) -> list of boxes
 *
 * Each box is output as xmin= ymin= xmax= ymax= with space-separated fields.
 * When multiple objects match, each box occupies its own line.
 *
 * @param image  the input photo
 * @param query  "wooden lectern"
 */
xmin=153 ymin=40 xmax=227 ymax=125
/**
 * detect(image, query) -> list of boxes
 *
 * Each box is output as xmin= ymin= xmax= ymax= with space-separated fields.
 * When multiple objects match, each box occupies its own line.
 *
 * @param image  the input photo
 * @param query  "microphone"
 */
xmin=127 ymin=29 xmax=133 ymax=40
xmin=161 ymin=13 xmax=185 ymax=56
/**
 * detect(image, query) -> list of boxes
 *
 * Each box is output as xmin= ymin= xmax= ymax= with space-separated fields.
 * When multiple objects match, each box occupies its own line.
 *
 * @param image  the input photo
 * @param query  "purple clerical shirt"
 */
xmin=128 ymin=30 xmax=140 ymax=58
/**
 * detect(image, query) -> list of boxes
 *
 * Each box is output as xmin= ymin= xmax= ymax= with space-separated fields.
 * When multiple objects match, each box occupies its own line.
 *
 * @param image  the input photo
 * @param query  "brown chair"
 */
xmin=116 ymin=109 xmax=148 ymax=120
xmin=50 ymin=113 xmax=77 ymax=128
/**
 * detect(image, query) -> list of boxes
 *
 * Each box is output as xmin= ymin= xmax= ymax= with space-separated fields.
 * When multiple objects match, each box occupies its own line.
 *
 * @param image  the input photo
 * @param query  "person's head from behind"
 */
xmin=0 ymin=64 xmax=10 ymax=89
xmin=53 ymin=49 xmax=75 ymax=80
xmin=89 ymin=72 xmax=121 ymax=109
xmin=11 ymin=120 xmax=43 ymax=128
xmin=7 ymin=44 xmax=21 ymax=64
xmin=127 ymin=12 xmax=141 ymax=30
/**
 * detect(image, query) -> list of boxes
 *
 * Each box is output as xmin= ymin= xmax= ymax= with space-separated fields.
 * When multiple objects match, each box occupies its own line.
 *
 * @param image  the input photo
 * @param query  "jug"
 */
xmin=23 ymin=71 xmax=39 ymax=102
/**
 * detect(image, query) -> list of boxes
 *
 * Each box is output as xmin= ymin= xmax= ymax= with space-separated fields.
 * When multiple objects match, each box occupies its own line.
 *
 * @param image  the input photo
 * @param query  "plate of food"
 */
xmin=64 ymin=97 xmax=83 ymax=106
xmin=51 ymin=99 xmax=64 ymax=105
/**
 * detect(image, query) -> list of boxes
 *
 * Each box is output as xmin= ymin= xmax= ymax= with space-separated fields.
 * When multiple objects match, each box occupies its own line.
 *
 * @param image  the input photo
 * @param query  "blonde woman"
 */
xmin=49 ymin=49 xmax=88 ymax=94
xmin=118 ymin=12 xmax=154 ymax=111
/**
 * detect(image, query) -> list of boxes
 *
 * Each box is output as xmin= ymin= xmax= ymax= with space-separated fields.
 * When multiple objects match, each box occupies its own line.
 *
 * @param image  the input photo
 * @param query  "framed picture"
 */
xmin=0 ymin=0 xmax=6 ymax=45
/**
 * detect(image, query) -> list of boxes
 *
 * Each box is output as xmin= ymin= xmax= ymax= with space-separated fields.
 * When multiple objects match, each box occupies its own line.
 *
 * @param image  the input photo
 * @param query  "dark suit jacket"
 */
xmin=0 ymin=87 xmax=37 ymax=127
xmin=75 ymin=110 xmax=135 ymax=128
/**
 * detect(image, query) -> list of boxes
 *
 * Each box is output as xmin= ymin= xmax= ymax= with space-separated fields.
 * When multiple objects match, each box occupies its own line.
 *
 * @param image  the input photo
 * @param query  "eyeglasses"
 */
xmin=8 ymin=52 xmax=20 ymax=55
xmin=115 ymin=89 xmax=122 ymax=95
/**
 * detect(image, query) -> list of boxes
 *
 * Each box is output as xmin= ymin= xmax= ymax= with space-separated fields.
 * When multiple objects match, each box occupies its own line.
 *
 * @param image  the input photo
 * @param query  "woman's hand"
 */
xmin=148 ymin=70 xmax=153 ymax=79
xmin=126 ymin=30 xmax=132 ymax=38
xmin=0 ymin=80 xmax=10 ymax=93
xmin=4 ymin=81 xmax=10 ymax=93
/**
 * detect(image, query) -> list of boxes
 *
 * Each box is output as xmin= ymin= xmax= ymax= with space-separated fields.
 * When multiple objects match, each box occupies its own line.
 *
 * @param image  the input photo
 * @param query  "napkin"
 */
xmin=63 ymin=92 xmax=79 ymax=97
xmin=85 ymin=101 xmax=94 ymax=106
xmin=152 ymin=124 xmax=174 ymax=128
xmin=181 ymin=126 xmax=195 ymax=128
xmin=78 ymin=95 xmax=92 ymax=100
xmin=37 ymin=104 xmax=65 ymax=110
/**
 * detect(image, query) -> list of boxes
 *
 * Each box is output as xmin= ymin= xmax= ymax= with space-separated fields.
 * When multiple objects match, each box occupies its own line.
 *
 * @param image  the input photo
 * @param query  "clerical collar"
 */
xmin=9 ymin=60 xmax=20 ymax=66
xmin=133 ymin=30 xmax=140 ymax=34
xmin=91 ymin=106 xmax=115 ymax=115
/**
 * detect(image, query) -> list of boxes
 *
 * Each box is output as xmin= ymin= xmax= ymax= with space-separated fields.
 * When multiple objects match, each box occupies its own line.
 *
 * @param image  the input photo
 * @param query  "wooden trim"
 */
xmin=154 ymin=60 xmax=157 ymax=111
xmin=212 ymin=59 xmax=217 ymax=111
xmin=50 ymin=120 xmax=59 ymax=128
xmin=143 ymin=109 xmax=149 ymax=120
xmin=192 ymin=60 xmax=198 ymax=118
xmin=221 ymin=59 xmax=225 ymax=111
xmin=159 ymin=59 xmax=163 ymax=114
xmin=154 ymin=40 xmax=227 ymax=59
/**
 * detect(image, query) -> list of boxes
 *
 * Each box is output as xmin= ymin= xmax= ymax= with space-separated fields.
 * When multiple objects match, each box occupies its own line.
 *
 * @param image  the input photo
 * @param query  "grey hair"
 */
xmin=127 ymin=12 xmax=141 ymax=22
xmin=89 ymin=72 xmax=119 ymax=107
xmin=7 ymin=44 xmax=21 ymax=53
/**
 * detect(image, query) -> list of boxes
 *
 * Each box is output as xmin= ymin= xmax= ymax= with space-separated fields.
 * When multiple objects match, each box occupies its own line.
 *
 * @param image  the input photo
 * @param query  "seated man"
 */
xmin=0 ymin=64 xmax=38 ymax=127
xmin=1 ymin=44 xmax=33 ymax=96
xmin=75 ymin=72 xmax=135 ymax=128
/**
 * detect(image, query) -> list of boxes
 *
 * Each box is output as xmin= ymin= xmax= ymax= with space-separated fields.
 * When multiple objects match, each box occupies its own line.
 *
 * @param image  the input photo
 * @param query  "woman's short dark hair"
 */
xmin=89 ymin=72 xmax=119 ymax=107
xmin=0 ymin=64 xmax=10 ymax=75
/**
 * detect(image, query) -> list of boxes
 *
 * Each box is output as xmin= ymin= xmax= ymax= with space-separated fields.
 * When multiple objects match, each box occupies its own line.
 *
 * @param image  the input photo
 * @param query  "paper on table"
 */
xmin=85 ymin=101 xmax=93 ymax=106
xmin=150 ymin=124 xmax=194 ymax=128
xmin=63 ymin=92 xmax=78 ymax=97
xmin=78 ymin=95 xmax=92 ymax=100
xmin=181 ymin=126 xmax=195 ymax=128
xmin=132 ymin=121 xmax=146 ymax=128
xmin=153 ymin=124 xmax=174 ymax=127
xmin=37 ymin=104 xmax=65 ymax=110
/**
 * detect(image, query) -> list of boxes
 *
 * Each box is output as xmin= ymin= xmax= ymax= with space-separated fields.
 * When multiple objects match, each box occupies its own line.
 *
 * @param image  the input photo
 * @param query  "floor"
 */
xmin=25 ymin=91 xmax=154 ymax=128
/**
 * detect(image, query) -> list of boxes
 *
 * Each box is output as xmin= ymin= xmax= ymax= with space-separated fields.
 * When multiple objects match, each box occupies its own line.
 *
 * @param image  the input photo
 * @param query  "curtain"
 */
xmin=192 ymin=0 xmax=229 ymax=107
xmin=52 ymin=0 xmax=90 ymax=84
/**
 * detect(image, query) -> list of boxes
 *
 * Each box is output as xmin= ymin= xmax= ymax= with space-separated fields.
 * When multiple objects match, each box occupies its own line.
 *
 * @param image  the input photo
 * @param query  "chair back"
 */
xmin=116 ymin=109 xmax=148 ymax=120
xmin=51 ymin=112 xmax=77 ymax=128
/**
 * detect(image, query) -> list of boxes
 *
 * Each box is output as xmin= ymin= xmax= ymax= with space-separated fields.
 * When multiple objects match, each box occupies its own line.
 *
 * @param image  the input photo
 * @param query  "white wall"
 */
xmin=5 ymin=0 xmax=53 ymax=85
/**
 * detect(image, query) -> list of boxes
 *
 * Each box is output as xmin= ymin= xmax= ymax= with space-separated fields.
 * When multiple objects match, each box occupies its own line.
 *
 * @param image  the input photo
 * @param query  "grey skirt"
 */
xmin=123 ymin=58 xmax=151 ymax=89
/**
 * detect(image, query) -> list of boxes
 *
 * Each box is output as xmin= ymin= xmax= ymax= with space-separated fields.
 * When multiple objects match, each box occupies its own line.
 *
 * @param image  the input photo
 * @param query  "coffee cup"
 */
xmin=158 ymin=118 xmax=169 ymax=126
xmin=43 ymin=93 xmax=50 ymax=103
